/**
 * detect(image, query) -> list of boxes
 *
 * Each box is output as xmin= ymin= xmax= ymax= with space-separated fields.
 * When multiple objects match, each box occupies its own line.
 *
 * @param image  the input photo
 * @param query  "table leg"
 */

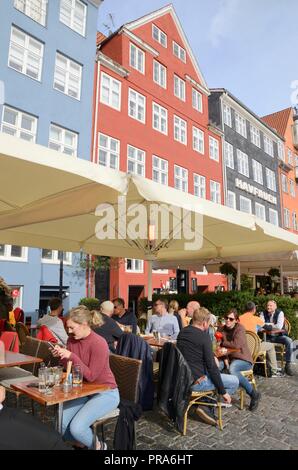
xmin=57 ymin=403 xmax=63 ymax=434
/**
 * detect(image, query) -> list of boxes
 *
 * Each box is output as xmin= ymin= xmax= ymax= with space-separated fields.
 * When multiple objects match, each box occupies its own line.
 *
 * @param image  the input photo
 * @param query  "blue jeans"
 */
xmin=62 ymin=388 xmax=120 ymax=448
xmin=267 ymin=335 xmax=293 ymax=363
xmin=226 ymin=360 xmax=253 ymax=395
xmin=191 ymin=374 xmax=239 ymax=396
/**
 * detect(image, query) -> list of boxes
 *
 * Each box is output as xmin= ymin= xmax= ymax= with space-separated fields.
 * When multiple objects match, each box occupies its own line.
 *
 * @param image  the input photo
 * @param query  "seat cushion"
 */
xmin=93 ymin=408 xmax=120 ymax=426
xmin=0 ymin=366 xmax=33 ymax=381
xmin=1 ymin=375 xmax=37 ymax=389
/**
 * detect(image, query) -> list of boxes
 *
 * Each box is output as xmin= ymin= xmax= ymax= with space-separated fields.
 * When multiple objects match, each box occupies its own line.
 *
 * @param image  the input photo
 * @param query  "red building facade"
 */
xmin=92 ymin=5 xmax=226 ymax=308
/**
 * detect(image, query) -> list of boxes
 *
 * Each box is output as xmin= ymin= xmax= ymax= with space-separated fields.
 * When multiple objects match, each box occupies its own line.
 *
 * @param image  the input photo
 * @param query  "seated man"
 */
xmin=178 ymin=301 xmax=200 ymax=328
xmin=37 ymin=297 xmax=68 ymax=346
xmin=239 ymin=301 xmax=281 ymax=377
xmin=145 ymin=298 xmax=180 ymax=339
xmin=177 ymin=307 xmax=239 ymax=426
xmin=112 ymin=297 xmax=137 ymax=334
xmin=260 ymin=300 xmax=293 ymax=376
xmin=92 ymin=300 xmax=124 ymax=353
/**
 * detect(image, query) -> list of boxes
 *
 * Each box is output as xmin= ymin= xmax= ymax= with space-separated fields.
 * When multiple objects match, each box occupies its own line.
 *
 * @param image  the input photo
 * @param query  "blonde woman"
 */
xmin=52 ymin=305 xmax=119 ymax=450
xmin=92 ymin=301 xmax=123 ymax=353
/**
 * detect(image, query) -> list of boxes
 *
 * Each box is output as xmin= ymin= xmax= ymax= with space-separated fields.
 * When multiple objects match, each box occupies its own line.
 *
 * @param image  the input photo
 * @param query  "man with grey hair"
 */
xmin=178 ymin=301 xmax=200 ymax=328
xmin=93 ymin=300 xmax=123 ymax=352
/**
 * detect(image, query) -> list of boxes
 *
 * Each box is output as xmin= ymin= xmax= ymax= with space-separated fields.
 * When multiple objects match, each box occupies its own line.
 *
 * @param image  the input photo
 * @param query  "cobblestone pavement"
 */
xmin=8 ymin=364 xmax=298 ymax=451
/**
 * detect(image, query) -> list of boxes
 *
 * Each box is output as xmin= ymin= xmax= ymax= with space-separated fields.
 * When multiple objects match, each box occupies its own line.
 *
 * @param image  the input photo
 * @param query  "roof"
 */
xmin=261 ymin=108 xmax=292 ymax=137
xmin=96 ymin=31 xmax=107 ymax=46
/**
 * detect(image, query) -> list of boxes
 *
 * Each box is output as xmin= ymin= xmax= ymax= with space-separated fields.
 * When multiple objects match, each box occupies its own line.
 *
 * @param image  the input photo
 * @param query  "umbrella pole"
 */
xmin=237 ymin=261 xmax=241 ymax=291
xmin=147 ymin=260 xmax=153 ymax=318
xmin=280 ymin=264 xmax=284 ymax=295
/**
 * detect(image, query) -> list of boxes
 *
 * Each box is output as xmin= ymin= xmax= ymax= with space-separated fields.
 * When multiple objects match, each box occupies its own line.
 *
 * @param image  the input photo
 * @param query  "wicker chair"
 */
xmin=15 ymin=322 xmax=30 ymax=348
xmin=271 ymin=318 xmax=291 ymax=369
xmin=183 ymin=390 xmax=223 ymax=435
xmin=239 ymin=331 xmax=260 ymax=410
xmin=92 ymin=354 xmax=142 ymax=449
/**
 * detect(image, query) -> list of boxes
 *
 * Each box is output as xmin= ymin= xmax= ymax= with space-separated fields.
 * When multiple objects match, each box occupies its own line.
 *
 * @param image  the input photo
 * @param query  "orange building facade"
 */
xmin=92 ymin=5 xmax=227 ymax=308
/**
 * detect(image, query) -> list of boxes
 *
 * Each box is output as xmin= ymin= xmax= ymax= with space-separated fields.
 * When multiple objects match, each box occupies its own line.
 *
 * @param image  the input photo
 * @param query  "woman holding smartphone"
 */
xmin=52 ymin=305 xmax=119 ymax=450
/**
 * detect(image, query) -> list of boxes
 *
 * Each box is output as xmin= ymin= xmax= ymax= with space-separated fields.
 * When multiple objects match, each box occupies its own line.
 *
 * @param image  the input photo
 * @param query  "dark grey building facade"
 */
xmin=209 ymin=89 xmax=284 ymax=227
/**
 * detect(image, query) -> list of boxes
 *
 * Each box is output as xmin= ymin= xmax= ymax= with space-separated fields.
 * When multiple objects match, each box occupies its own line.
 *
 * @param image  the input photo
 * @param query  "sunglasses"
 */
xmin=224 ymin=316 xmax=235 ymax=321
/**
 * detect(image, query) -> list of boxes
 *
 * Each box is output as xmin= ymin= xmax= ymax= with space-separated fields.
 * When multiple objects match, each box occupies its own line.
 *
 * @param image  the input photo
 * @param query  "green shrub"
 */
xmin=79 ymin=297 xmax=101 ymax=311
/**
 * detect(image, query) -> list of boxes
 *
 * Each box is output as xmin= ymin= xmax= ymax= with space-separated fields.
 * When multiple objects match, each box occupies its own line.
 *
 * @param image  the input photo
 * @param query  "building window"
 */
xmin=174 ymin=75 xmax=185 ymax=101
xmin=193 ymin=127 xmax=204 ymax=154
xmin=14 ymin=0 xmax=48 ymax=26
xmin=209 ymin=136 xmax=219 ymax=162
xmin=210 ymin=180 xmax=221 ymax=204
xmin=100 ymin=72 xmax=121 ymax=111
xmin=278 ymin=141 xmax=285 ymax=161
xmin=128 ymin=88 xmax=146 ymax=123
xmin=173 ymin=41 xmax=186 ymax=62
xmin=237 ymin=149 xmax=249 ymax=177
xmin=49 ymin=124 xmax=77 ymax=156
xmin=8 ymin=26 xmax=44 ymax=81
xmin=174 ymin=115 xmax=187 ymax=145
xmin=289 ymin=180 xmax=296 ymax=198
xmin=192 ymin=88 xmax=202 ymax=112
xmin=152 ymin=155 xmax=168 ymax=185
xmin=269 ymin=208 xmax=279 ymax=226
xmin=223 ymin=104 xmax=232 ymax=127
xmin=250 ymin=124 xmax=261 ymax=148
xmin=152 ymin=24 xmax=167 ymax=47
xmin=264 ymin=135 xmax=274 ymax=157
xmin=293 ymin=212 xmax=298 ymax=231
xmin=194 ymin=174 xmax=206 ymax=198
xmin=59 ymin=0 xmax=87 ymax=36
xmin=252 ymin=159 xmax=263 ymax=185
xmin=130 ymin=43 xmax=145 ymax=74
xmin=240 ymin=195 xmax=252 ymax=214
xmin=54 ymin=52 xmax=82 ymax=100
xmin=98 ymin=133 xmax=119 ymax=169
xmin=152 ymin=102 xmax=167 ymax=135
xmin=41 ymin=249 xmax=72 ymax=264
xmin=224 ymin=141 xmax=234 ymax=169
xmin=288 ymin=149 xmax=293 ymax=166
xmin=226 ymin=190 xmax=236 ymax=209
xmin=281 ymin=174 xmax=288 ymax=193
xmin=127 ymin=145 xmax=145 ymax=176
xmin=153 ymin=60 xmax=166 ymax=89
xmin=284 ymin=208 xmax=291 ymax=229
xmin=0 ymin=245 xmax=28 ymax=262
xmin=126 ymin=259 xmax=143 ymax=272
xmin=191 ymin=278 xmax=197 ymax=292
xmin=235 ymin=112 xmax=247 ymax=138
xmin=174 ymin=165 xmax=188 ymax=192
xmin=255 ymin=202 xmax=266 ymax=220
xmin=266 ymin=168 xmax=276 ymax=192
xmin=1 ymin=105 xmax=37 ymax=142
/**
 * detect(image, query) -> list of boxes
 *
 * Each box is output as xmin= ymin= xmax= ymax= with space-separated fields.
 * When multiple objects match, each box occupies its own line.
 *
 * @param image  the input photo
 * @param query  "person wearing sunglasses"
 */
xmin=220 ymin=309 xmax=261 ymax=411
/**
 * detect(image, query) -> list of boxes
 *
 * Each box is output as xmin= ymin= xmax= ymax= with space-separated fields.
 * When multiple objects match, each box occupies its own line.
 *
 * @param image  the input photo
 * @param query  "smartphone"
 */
xmin=27 ymin=382 xmax=39 ymax=388
xmin=47 ymin=341 xmax=56 ymax=350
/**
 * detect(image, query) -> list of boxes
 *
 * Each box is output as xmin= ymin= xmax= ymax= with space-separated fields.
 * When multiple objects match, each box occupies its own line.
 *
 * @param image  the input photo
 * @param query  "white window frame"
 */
xmin=1 ymin=105 xmax=37 ymax=142
xmin=152 ymin=102 xmax=167 ymax=135
xmin=98 ymin=133 xmax=120 ymax=169
xmin=209 ymin=136 xmax=219 ymax=162
xmin=127 ymin=145 xmax=145 ymax=176
xmin=210 ymin=180 xmax=221 ymax=204
xmin=226 ymin=190 xmax=236 ymax=209
xmin=281 ymin=174 xmax=288 ymax=193
xmin=278 ymin=141 xmax=285 ymax=161
xmin=192 ymin=88 xmax=202 ymax=113
xmin=152 ymin=155 xmax=168 ymax=186
xmin=128 ymin=88 xmax=146 ymax=123
xmin=41 ymin=249 xmax=72 ymax=265
xmin=224 ymin=141 xmax=234 ymax=169
xmin=174 ymin=115 xmax=187 ymax=145
xmin=292 ymin=212 xmax=298 ymax=231
xmin=237 ymin=149 xmax=249 ymax=177
xmin=266 ymin=168 xmax=276 ymax=192
xmin=250 ymin=124 xmax=261 ymax=148
xmin=174 ymin=165 xmax=188 ymax=192
xmin=153 ymin=60 xmax=167 ymax=89
xmin=288 ymin=149 xmax=293 ymax=166
xmin=100 ymin=72 xmax=121 ymax=111
xmin=125 ymin=259 xmax=144 ymax=273
xmin=0 ymin=245 xmax=28 ymax=262
xmin=269 ymin=208 xmax=279 ymax=226
xmin=193 ymin=127 xmax=204 ymax=154
xmin=235 ymin=112 xmax=247 ymax=138
xmin=174 ymin=75 xmax=186 ymax=101
xmin=8 ymin=26 xmax=44 ymax=81
xmin=59 ymin=0 xmax=87 ymax=37
xmin=130 ymin=43 xmax=145 ymax=74
xmin=284 ymin=208 xmax=291 ymax=229
xmin=152 ymin=24 xmax=167 ymax=47
xmin=252 ymin=159 xmax=263 ymax=185
xmin=49 ymin=124 xmax=78 ymax=156
xmin=172 ymin=41 xmax=186 ymax=62
xmin=289 ymin=180 xmax=296 ymax=198
xmin=53 ymin=52 xmax=82 ymax=100
xmin=240 ymin=195 xmax=252 ymax=214
xmin=223 ymin=104 xmax=232 ymax=127
xmin=264 ymin=135 xmax=274 ymax=157
xmin=194 ymin=174 xmax=206 ymax=198
xmin=255 ymin=202 xmax=266 ymax=220
xmin=14 ymin=0 xmax=48 ymax=27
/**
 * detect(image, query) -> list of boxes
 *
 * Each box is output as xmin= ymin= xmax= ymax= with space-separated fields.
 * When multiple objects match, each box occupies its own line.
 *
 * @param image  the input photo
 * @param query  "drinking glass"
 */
xmin=44 ymin=368 xmax=55 ymax=395
xmin=38 ymin=368 xmax=46 ymax=393
xmin=53 ymin=366 xmax=63 ymax=386
xmin=72 ymin=365 xmax=83 ymax=388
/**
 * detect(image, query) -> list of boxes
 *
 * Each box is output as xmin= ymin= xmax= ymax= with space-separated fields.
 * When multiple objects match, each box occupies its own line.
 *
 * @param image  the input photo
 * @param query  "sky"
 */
xmin=97 ymin=0 xmax=298 ymax=118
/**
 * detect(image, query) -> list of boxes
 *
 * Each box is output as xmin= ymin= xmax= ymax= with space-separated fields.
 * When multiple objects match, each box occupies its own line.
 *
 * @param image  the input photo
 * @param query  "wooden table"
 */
xmin=214 ymin=347 xmax=240 ymax=358
xmin=11 ymin=381 xmax=111 ymax=433
xmin=142 ymin=335 xmax=176 ymax=348
xmin=0 ymin=351 xmax=43 ymax=368
xmin=259 ymin=329 xmax=285 ymax=342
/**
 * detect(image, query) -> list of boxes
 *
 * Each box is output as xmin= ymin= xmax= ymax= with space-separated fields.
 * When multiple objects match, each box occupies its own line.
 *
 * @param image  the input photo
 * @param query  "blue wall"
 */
xmin=0 ymin=0 xmax=99 ymax=321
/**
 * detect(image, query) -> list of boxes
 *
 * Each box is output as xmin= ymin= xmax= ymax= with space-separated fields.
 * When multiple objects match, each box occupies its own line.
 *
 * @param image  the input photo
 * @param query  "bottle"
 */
xmin=0 ymin=340 xmax=5 ymax=362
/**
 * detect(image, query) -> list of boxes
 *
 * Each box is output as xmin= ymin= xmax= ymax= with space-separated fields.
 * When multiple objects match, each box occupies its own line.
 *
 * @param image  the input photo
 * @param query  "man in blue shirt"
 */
xmin=145 ymin=298 xmax=180 ymax=339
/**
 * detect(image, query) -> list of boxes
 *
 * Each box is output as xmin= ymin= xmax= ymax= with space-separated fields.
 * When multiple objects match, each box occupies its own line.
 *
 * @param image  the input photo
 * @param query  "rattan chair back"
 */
xmin=109 ymin=354 xmax=142 ymax=403
xmin=245 ymin=330 xmax=261 ymax=363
